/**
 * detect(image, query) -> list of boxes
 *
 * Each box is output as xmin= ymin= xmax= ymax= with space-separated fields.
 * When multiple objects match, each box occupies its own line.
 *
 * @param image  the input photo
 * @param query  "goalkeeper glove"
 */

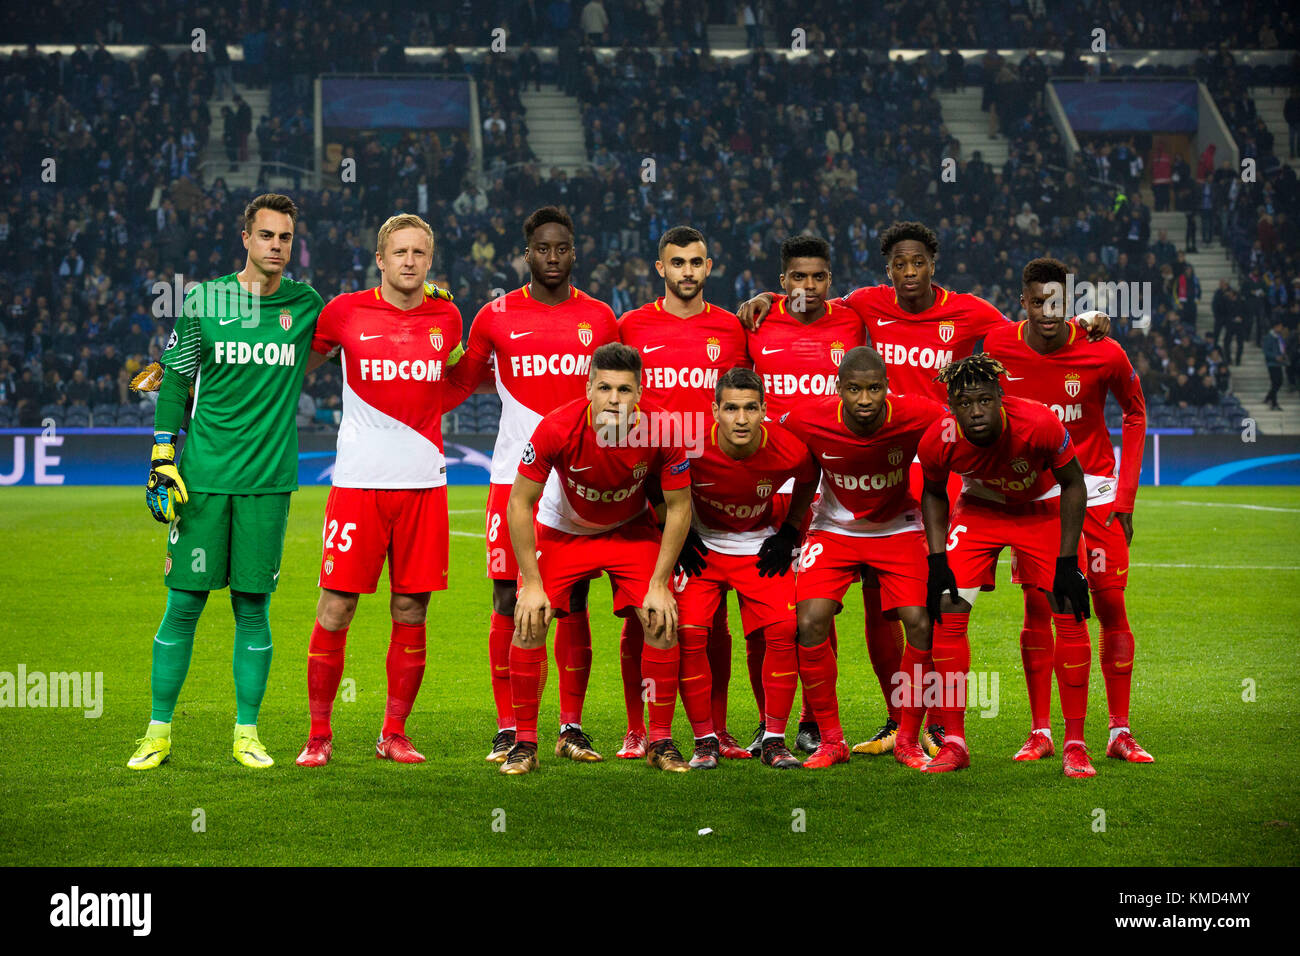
xmin=424 ymin=281 xmax=454 ymax=301
xmin=1052 ymin=555 xmax=1091 ymax=622
xmin=675 ymin=527 xmax=708 ymax=578
xmin=130 ymin=362 xmax=164 ymax=393
xmin=145 ymin=432 xmax=188 ymax=523
xmin=926 ymin=552 xmax=961 ymax=624
xmin=756 ymin=523 xmax=801 ymax=578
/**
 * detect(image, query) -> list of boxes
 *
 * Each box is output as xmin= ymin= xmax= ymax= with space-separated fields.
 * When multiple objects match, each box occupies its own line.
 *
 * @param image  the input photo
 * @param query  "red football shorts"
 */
xmin=1010 ymin=501 xmax=1130 ymax=591
xmin=485 ymin=482 xmax=540 ymax=581
xmin=949 ymin=498 xmax=1058 ymax=592
xmin=794 ymin=528 xmax=928 ymax=611
xmin=533 ymin=517 xmax=663 ymax=616
xmin=675 ymin=549 xmax=795 ymax=636
xmin=318 ymin=485 xmax=449 ymax=594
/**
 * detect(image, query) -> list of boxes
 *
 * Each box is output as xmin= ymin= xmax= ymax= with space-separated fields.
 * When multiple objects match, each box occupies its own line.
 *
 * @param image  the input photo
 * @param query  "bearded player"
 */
xmin=738 ymin=221 xmax=1110 ymax=757
xmin=617 ymin=225 xmax=751 ymax=759
xmin=918 ymin=355 xmax=1095 ymax=777
xmin=781 ymin=347 xmax=946 ymax=770
xmin=445 ymin=207 xmax=618 ymax=764
xmin=505 ymin=343 xmax=694 ymax=774
xmin=981 ymin=257 xmax=1151 ymax=763
xmin=294 ymin=214 xmax=462 ymax=767
xmin=672 ymin=367 xmax=819 ymax=769
xmin=128 ymin=194 xmax=324 ymax=770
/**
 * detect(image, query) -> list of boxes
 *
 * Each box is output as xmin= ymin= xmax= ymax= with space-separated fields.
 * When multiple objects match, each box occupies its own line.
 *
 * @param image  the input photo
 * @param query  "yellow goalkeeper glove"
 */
xmin=424 ymin=281 xmax=454 ymax=301
xmin=145 ymin=433 xmax=188 ymax=523
xmin=130 ymin=362 xmax=164 ymax=392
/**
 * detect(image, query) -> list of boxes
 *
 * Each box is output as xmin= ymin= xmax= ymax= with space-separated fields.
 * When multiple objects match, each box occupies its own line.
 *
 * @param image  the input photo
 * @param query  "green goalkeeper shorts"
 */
xmin=164 ymin=492 xmax=292 ymax=593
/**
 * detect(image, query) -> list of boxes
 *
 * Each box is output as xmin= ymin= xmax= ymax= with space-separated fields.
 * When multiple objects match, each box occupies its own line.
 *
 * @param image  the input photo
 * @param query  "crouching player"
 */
xmin=296 ymin=214 xmax=462 ymax=766
xmin=505 ymin=343 xmax=693 ymax=774
xmin=672 ymin=368 xmax=819 ymax=769
xmin=781 ymin=347 xmax=946 ymax=769
xmin=918 ymin=355 xmax=1094 ymax=777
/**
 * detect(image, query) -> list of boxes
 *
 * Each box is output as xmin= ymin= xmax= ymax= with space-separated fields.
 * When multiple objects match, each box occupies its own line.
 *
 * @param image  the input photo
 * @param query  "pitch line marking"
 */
xmin=1130 ymin=562 xmax=1300 ymax=571
xmin=1145 ymin=500 xmax=1300 ymax=514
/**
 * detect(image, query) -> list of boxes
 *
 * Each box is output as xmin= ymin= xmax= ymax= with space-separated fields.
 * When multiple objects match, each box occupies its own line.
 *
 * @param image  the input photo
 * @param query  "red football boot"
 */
xmin=717 ymin=731 xmax=753 ymax=760
xmin=894 ymin=736 xmax=931 ymax=769
xmin=376 ymin=733 xmax=426 ymax=763
xmin=616 ymin=730 xmax=647 ymax=759
xmin=1013 ymin=730 xmax=1055 ymax=761
xmin=920 ymin=740 xmax=971 ymax=773
xmin=295 ymin=735 xmax=333 ymax=767
xmin=1106 ymin=731 xmax=1154 ymax=763
xmin=801 ymin=739 xmax=851 ymax=769
xmin=1062 ymin=742 xmax=1097 ymax=778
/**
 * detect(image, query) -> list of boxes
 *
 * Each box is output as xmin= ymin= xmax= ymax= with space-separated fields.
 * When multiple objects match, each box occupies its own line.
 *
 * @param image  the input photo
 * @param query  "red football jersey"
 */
xmin=745 ymin=295 xmax=866 ymax=419
xmin=981 ymin=320 xmax=1146 ymax=512
xmin=839 ymin=284 xmax=1009 ymax=402
xmin=688 ymin=422 xmax=817 ymax=555
xmin=312 ymin=287 xmax=463 ymax=489
xmin=519 ymin=397 xmax=691 ymax=535
xmin=919 ymin=395 xmax=1077 ymax=511
xmin=782 ymin=392 xmax=945 ymax=535
xmin=446 ymin=284 xmax=617 ymax=483
xmin=617 ymin=298 xmax=749 ymax=416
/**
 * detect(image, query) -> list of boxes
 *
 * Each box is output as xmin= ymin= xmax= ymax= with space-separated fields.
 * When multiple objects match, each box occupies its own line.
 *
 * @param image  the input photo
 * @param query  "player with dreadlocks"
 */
xmin=916 ymin=354 xmax=1095 ymax=777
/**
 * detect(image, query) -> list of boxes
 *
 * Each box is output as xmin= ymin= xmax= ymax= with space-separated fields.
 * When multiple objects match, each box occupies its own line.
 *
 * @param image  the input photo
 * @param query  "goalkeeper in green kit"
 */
xmin=128 ymin=194 xmax=324 ymax=770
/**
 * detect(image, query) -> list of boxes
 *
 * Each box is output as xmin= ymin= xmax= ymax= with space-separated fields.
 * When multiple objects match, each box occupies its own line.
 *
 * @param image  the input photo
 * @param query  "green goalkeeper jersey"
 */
xmin=161 ymin=273 xmax=324 ymax=494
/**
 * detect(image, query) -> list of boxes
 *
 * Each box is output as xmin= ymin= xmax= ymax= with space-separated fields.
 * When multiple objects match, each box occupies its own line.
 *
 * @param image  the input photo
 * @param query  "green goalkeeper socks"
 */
xmin=231 ymin=591 xmax=273 ymax=726
xmin=150 ymin=588 xmax=208 ymax=722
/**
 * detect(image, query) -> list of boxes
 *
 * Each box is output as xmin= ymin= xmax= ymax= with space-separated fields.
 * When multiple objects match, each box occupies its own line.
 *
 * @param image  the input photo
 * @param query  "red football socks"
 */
xmin=1020 ymin=587 xmax=1055 ymax=731
xmin=896 ymin=640 xmax=933 ymax=745
xmin=508 ymin=643 xmax=547 ymax=745
xmin=930 ymin=612 xmax=971 ymax=741
xmin=1093 ymin=587 xmax=1134 ymax=729
xmin=798 ymin=618 xmax=837 ymax=722
xmin=555 ymin=612 xmax=592 ymax=728
xmin=307 ymin=621 xmax=348 ymax=738
xmin=678 ymin=626 xmax=714 ymax=738
xmin=796 ymin=638 xmax=843 ymax=744
xmin=382 ymin=621 xmax=425 ymax=737
xmin=1052 ymin=612 xmax=1092 ymax=744
xmin=641 ymin=642 xmax=681 ymax=742
xmin=489 ymin=611 xmax=514 ymax=730
xmin=863 ymin=587 xmax=906 ymax=722
xmin=619 ymin=617 xmax=646 ymax=735
xmin=761 ymin=620 xmax=798 ymax=736
xmin=707 ymin=604 xmax=732 ymax=733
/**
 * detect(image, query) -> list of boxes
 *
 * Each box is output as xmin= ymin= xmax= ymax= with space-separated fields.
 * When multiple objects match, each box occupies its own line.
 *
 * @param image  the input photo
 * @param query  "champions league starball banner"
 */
xmin=0 ymin=429 xmax=1297 ymax=487
xmin=1052 ymin=81 xmax=1199 ymax=133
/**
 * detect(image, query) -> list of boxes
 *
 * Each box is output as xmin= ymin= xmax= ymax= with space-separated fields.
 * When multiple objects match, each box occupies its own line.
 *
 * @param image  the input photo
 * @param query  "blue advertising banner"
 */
xmin=0 ymin=429 xmax=1296 ymax=487
xmin=1052 ymin=81 xmax=1199 ymax=132
xmin=321 ymin=78 xmax=471 ymax=129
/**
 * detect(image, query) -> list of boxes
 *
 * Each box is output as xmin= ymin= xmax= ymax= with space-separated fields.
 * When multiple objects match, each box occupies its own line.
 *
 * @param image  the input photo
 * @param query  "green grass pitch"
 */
xmin=1 ymin=485 xmax=1297 ymax=866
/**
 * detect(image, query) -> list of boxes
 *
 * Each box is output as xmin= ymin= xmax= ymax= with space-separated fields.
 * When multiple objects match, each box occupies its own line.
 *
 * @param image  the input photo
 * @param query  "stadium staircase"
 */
xmin=936 ymin=89 xmax=1010 ymax=170
xmin=199 ymin=84 xmax=278 ymax=192
xmin=519 ymin=85 xmax=589 ymax=176
xmin=705 ymin=24 xmax=776 ymax=49
xmin=1250 ymin=87 xmax=1300 ymax=175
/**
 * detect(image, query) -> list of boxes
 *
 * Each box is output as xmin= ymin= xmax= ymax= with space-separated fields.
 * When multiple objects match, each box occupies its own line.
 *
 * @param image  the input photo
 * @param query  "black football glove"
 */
xmin=1052 ymin=555 xmax=1091 ymax=622
xmin=675 ymin=527 xmax=709 ymax=578
xmin=756 ymin=523 xmax=801 ymax=578
xmin=926 ymin=552 xmax=960 ymax=624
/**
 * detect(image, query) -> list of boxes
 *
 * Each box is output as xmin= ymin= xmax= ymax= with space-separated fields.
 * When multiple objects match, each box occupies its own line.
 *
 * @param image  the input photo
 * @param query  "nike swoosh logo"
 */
xmin=787 ymin=603 xmax=796 ymax=610
xmin=308 ymin=652 xmax=332 ymax=658
xmin=247 ymin=644 xmax=272 ymax=652
xmin=1063 ymin=661 xmax=1088 ymax=669
xmin=642 ymin=345 xmax=666 ymax=353
xmin=805 ymin=680 xmax=823 ymax=689
xmin=359 ymin=333 xmax=383 ymax=341
xmin=694 ymin=482 xmax=715 ymax=487
xmin=272 ymin=569 xmax=280 ymax=579
xmin=219 ymin=317 xmax=242 ymax=326
xmin=823 ymin=454 xmax=843 ymax=459
xmin=681 ymin=674 xmax=703 ymax=681
xmin=494 ymin=666 xmax=510 ymax=672
xmin=570 ymin=466 xmax=592 ymax=472
xmin=403 ymin=647 xmax=424 ymax=654
xmin=564 ymin=666 xmax=587 ymax=672
xmin=1115 ymin=659 xmax=1133 ymax=667
xmin=1004 ymin=375 xmax=1024 ymax=381
xmin=772 ymin=671 xmax=798 ymax=677
xmin=761 ymin=346 xmax=784 ymax=355
xmin=1116 ymin=567 xmax=1128 ymax=576
xmin=509 ymin=331 xmax=533 ymax=339
xmin=154 ymin=637 xmax=178 ymax=646
xmin=875 ymin=319 xmax=898 ymax=326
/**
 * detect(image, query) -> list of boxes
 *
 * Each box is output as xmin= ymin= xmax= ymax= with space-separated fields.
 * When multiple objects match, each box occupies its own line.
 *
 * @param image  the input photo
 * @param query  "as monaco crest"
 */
xmin=633 ymin=461 xmax=648 ymax=479
xmin=1010 ymin=457 xmax=1030 ymax=474
xmin=324 ymin=554 xmax=335 ymax=575
xmin=577 ymin=321 xmax=593 ymax=347
xmin=429 ymin=327 xmax=444 ymax=351
xmin=888 ymin=446 xmax=904 ymax=467
xmin=1064 ymin=372 xmax=1081 ymax=398
xmin=756 ymin=478 xmax=773 ymax=498
xmin=937 ymin=321 xmax=955 ymax=343
xmin=280 ymin=309 xmax=293 ymax=331
xmin=830 ymin=340 xmax=845 ymax=366
xmin=706 ymin=337 xmax=721 ymax=362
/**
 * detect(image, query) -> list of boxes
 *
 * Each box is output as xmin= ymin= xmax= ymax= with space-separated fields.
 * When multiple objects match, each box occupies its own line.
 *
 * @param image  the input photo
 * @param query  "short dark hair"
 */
xmin=1022 ymin=256 xmax=1069 ymax=289
xmin=714 ymin=366 xmax=764 ymax=404
xmin=837 ymin=346 xmax=886 ymax=380
xmin=591 ymin=341 xmax=641 ymax=378
xmin=657 ymin=225 xmax=707 ymax=260
xmin=243 ymin=193 xmax=298 ymax=235
xmin=781 ymin=234 xmax=832 ymax=271
xmin=935 ymin=354 xmax=1006 ymax=394
xmin=523 ymin=206 xmax=574 ymax=243
xmin=880 ymin=220 xmax=938 ymax=259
